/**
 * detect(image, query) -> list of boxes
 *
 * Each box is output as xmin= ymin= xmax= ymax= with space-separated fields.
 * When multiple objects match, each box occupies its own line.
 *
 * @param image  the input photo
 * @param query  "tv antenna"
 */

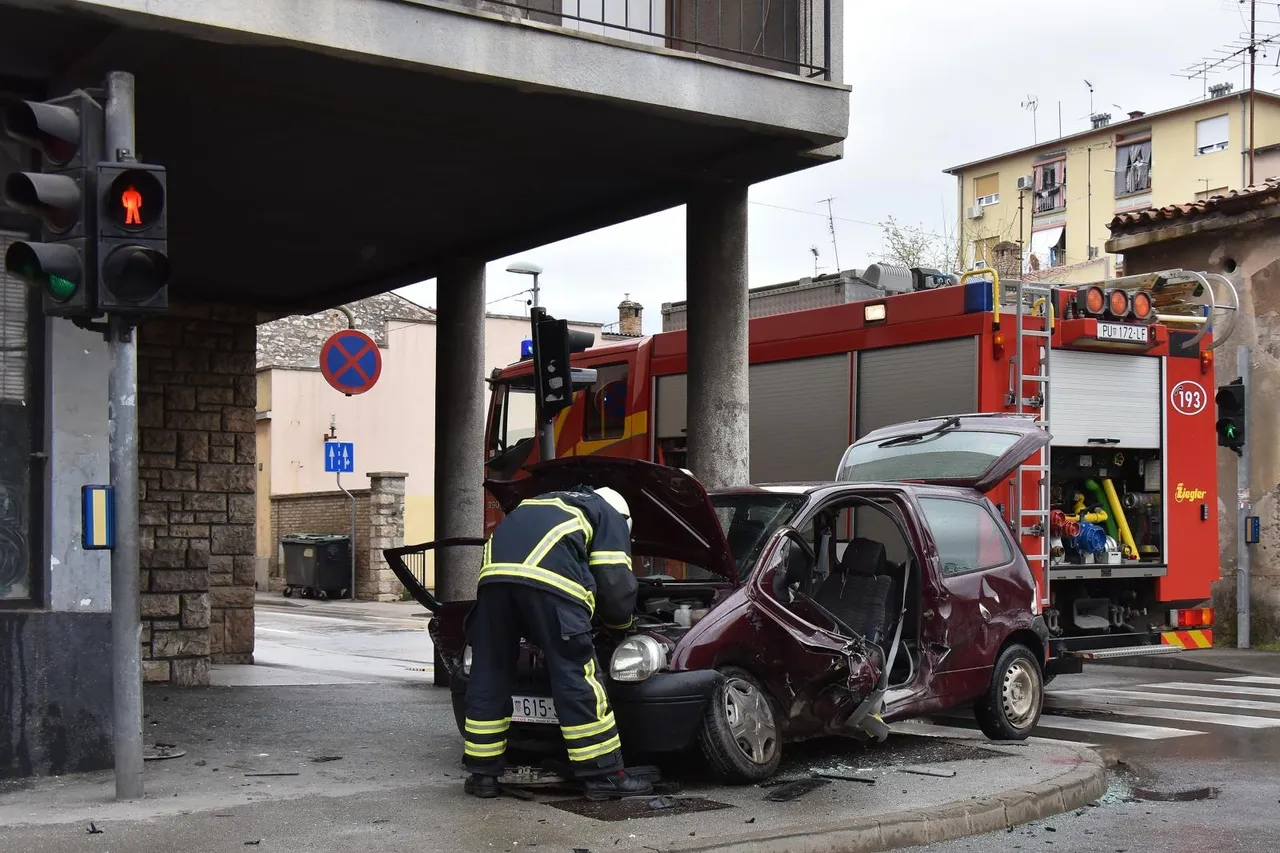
xmin=818 ymin=197 xmax=841 ymax=271
xmin=1021 ymin=94 xmax=1040 ymax=142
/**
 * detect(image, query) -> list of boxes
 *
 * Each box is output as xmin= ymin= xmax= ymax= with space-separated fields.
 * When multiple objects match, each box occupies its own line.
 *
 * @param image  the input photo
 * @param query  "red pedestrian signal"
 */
xmin=103 ymin=167 xmax=163 ymax=232
xmin=121 ymin=186 xmax=142 ymax=225
xmin=96 ymin=162 xmax=169 ymax=316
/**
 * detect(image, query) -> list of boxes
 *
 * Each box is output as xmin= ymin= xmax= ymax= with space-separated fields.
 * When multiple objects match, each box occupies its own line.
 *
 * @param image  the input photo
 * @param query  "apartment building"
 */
xmin=944 ymin=85 xmax=1280 ymax=279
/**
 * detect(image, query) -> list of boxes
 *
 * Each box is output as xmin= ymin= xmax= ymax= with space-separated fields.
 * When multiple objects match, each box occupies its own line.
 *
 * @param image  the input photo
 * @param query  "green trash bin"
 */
xmin=281 ymin=533 xmax=352 ymax=600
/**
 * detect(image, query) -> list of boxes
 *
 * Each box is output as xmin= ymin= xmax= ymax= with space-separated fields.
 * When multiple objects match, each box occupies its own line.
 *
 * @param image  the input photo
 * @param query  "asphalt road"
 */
xmin=904 ymin=665 xmax=1280 ymax=853
xmin=254 ymin=601 xmax=1280 ymax=851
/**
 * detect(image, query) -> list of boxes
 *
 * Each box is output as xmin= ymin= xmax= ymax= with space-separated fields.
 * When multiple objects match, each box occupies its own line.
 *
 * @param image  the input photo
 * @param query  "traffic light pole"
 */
xmin=104 ymin=70 xmax=145 ymax=800
xmin=1237 ymin=344 xmax=1252 ymax=650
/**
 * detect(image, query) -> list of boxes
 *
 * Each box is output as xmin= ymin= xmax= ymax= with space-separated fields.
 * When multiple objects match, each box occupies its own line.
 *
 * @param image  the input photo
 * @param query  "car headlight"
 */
xmin=461 ymin=644 xmax=473 ymax=677
xmin=609 ymin=635 xmax=667 ymax=683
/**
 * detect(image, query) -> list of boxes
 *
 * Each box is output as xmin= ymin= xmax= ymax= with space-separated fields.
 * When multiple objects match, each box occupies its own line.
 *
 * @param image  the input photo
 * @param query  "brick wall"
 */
xmin=137 ymin=303 xmax=258 ymax=686
xmin=269 ymin=490 xmax=371 ymax=590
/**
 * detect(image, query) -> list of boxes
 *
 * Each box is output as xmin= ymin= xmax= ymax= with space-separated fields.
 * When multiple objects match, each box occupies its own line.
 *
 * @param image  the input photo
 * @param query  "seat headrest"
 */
xmin=837 ymin=537 xmax=889 ymax=577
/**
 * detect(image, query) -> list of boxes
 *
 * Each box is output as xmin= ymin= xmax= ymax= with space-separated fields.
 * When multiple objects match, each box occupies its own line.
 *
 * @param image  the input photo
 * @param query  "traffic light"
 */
xmin=95 ymin=161 xmax=169 ymax=315
xmin=531 ymin=309 xmax=595 ymax=422
xmin=2 ymin=92 xmax=103 ymax=317
xmin=1215 ymin=377 xmax=1246 ymax=454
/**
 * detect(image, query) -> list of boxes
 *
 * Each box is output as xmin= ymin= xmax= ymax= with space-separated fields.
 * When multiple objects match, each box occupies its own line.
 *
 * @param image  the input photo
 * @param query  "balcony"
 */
xmin=1034 ymin=183 xmax=1066 ymax=215
xmin=0 ymin=0 xmax=848 ymax=312
xmin=469 ymin=0 xmax=832 ymax=78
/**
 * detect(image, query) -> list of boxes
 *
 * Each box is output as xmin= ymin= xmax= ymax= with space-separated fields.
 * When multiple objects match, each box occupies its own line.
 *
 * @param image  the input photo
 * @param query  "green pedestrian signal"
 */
xmin=1215 ymin=378 xmax=1246 ymax=455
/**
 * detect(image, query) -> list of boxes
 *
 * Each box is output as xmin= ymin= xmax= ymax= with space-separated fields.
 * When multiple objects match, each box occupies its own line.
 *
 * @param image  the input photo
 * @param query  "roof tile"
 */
xmin=1108 ymin=177 xmax=1280 ymax=233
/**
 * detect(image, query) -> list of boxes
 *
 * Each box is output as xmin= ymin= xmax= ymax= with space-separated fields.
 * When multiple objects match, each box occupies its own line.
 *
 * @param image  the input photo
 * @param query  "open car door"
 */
xmin=834 ymin=413 xmax=1050 ymax=491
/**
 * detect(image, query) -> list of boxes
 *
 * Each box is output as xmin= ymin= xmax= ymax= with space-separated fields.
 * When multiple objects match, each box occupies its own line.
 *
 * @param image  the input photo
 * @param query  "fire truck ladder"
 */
xmin=1010 ymin=278 xmax=1054 ymax=611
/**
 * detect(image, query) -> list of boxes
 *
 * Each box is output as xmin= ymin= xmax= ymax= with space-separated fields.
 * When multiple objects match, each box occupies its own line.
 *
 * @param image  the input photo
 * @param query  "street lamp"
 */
xmin=505 ymin=260 xmax=543 ymax=308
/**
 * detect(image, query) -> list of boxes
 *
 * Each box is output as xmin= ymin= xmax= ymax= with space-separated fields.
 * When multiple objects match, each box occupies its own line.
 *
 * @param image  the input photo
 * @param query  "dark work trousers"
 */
xmin=462 ymin=583 xmax=624 ymax=778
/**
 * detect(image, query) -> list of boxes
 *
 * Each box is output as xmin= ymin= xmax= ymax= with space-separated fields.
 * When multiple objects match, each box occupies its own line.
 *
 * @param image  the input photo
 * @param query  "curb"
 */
xmin=644 ymin=745 xmax=1110 ymax=853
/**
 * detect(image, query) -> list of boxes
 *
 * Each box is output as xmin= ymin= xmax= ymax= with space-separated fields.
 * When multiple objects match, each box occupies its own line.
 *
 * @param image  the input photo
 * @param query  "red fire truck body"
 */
xmin=483 ymin=269 xmax=1231 ymax=658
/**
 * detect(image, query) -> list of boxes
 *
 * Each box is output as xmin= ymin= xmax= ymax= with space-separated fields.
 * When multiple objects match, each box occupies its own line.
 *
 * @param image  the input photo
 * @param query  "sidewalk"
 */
xmin=255 ymin=590 xmax=428 ymax=621
xmin=1096 ymin=647 xmax=1280 ymax=676
xmin=0 ymin=673 xmax=1109 ymax=853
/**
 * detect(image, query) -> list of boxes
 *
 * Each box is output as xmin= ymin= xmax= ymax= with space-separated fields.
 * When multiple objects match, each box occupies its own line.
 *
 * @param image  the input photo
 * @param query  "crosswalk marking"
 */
xmin=1030 ymin=714 xmax=1203 ymax=740
xmin=1135 ymin=680 xmax=1280 ymax=699
xmin=1046 ymin=700 xmax=1280 ymax=730
xmin=1218 ymin=675 xmax=1280 ymax=686
xmin=1077 ymin=687 xmax=1280 ymax=714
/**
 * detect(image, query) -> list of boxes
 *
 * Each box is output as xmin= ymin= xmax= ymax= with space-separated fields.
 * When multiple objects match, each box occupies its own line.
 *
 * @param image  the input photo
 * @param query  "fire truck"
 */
xmin=482 ymin=265 xmax=1240 ymax=665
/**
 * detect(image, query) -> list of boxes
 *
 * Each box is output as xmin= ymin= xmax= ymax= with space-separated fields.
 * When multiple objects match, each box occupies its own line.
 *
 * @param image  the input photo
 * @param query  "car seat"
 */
xmin=813 ymin=537 xmax=895 ymax=645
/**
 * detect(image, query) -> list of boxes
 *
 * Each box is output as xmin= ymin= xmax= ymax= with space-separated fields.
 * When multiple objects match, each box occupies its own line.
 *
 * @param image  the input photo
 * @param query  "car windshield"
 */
xmin=710 ymin=493 xmax=808 ymax=577
xmin=836 ymin=430 xmax=1023 ymax=483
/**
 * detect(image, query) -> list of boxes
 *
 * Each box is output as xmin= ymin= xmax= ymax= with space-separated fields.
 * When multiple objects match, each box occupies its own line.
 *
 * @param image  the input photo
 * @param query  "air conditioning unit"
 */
xmin=966 ymin=204 xmax=984 ymax=219
xmin=1016 ymin=175 xmax=1035 ymax=192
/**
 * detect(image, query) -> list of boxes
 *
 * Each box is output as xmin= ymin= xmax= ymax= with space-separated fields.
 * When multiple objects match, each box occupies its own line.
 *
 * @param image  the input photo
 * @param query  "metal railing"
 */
xmin=458 ymin=0 xmax=832 ymax=79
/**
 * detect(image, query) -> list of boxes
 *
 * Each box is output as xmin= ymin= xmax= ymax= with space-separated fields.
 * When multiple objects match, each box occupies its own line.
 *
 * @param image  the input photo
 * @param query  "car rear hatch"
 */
xmin=834 ymin=413 xmax=1051 ymax=492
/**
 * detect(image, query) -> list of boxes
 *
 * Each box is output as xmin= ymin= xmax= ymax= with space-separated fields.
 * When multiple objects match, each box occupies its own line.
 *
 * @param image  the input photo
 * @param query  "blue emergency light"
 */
xmin=521 ymin=338 xmax=534 ymax=358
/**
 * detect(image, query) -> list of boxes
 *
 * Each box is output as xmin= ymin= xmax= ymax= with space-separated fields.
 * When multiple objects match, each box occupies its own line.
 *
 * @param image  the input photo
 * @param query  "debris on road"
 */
xmin=1132 ymin=785 xmax=1220 ymax=802
xmin=764 ymin=778 xmax=831 ymax=801
xmin=899 ymin=766 xmax=957 ymax=778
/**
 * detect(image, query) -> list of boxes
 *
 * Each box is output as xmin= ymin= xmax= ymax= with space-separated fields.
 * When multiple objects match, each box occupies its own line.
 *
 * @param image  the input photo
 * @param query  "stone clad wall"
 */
xmin=137 ymin=304 xmax=258 ymax=685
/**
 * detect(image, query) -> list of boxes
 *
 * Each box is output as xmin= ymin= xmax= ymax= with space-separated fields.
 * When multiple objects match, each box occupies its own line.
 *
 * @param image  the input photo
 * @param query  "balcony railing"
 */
xmin=1034 ymin=184 xmax=1065 ymax=214
xmin=461 ymin=0 xmax=832 ymax=78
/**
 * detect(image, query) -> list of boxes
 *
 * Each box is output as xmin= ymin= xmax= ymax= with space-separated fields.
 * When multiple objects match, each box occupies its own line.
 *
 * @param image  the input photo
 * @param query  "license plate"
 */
xmin=512 ymin=695 xmax=558 ymax=724
xmin=1096 ymin=322 xmax=1149 ymax=344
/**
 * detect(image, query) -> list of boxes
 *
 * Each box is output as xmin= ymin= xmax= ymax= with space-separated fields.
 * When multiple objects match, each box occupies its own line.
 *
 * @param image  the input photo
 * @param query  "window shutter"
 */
xmin=974 ymin=173 xmax=999 ymax=199
xmin=0 ymin=231 xmax=27 ymax=405
xmin=1196 ymin=115 xmax=1229 ymax=152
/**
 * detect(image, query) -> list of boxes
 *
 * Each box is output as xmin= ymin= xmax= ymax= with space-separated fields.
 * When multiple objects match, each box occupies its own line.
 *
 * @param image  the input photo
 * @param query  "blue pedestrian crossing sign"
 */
xmin=325 ymin=441 xmax=354 ymax=474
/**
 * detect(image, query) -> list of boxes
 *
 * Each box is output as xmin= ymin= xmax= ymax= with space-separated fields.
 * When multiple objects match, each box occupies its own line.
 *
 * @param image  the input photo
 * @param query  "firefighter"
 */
xmin=461 ymin=484 xmax=654 ymax=801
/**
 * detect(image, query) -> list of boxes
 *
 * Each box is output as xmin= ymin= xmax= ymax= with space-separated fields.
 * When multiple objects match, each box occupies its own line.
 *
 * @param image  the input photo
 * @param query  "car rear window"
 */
xmin=836 ymin=430 xmax=1022 ymax=483
xmin=917 ymin=497 xmax=1013 ymax=575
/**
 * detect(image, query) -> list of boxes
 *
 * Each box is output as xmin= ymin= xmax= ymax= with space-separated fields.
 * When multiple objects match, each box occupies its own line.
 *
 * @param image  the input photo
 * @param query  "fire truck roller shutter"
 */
xmin=652 ymin=354 xmax=853 ymax=483
xmin=855 ymin=338 xmax=979 ymax=439
xmin=748 ymin=354 xmax=852 ymax=483
xmin=1046 ymin=350 xmax=1161 ymax=449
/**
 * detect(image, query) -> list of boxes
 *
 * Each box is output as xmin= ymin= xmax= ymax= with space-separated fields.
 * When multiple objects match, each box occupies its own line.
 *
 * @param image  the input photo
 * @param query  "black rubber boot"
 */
xmin=464 ymin=774 xmax=500 ymax=799
xmin=582 ymin=770 xmax=654 ymax=802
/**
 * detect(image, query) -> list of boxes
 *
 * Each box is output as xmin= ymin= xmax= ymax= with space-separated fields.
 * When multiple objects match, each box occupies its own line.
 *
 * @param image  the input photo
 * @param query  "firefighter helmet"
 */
xmin=595 ymin=486 xmax=631 ymax=534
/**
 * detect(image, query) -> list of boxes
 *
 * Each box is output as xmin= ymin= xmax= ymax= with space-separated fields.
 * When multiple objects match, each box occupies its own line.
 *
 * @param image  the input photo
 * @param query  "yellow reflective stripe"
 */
xmin=567 ymin=735 xmax=621 ymax=762
xmin=519 ymin=497 xmax=594 ymax=546
xmin=464 ymin=740 xmax=507 ymax=757
xmin=561 ymin=712 xmax=616 ymax=739
xmin=524 ymin=517 xmax=585 ymax=567
xmin=589 ymin=551 xmax=632 ymax=569
xmin=584 ymin=659 xmax=608 ymax=722
xmin=483 ymin=538 xmax=491 ymax=565
xmin=478 ymin=563 xmax=596 ymax=612
xmin=465 ymin=718 xmax=511 ymax=734
xmin=603 ymin=617 xmax=634 ymax=630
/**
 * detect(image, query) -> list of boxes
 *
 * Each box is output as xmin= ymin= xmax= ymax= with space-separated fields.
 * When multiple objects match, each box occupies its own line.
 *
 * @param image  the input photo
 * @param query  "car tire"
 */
xmin=974 ymin=644 xmax=1044 ymax=741
xmin=697 ymin=666 xmax=782 ymax=784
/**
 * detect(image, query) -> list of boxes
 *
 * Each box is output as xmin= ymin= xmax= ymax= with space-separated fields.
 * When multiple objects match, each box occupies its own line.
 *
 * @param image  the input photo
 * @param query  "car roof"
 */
xmin=708 ymin=481 xmax=984 ymax=501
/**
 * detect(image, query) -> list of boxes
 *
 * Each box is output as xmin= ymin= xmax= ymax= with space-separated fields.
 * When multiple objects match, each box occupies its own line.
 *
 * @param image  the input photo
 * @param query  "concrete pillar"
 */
xmin=685 ymin=183 xmax=751 ymax=489
xmin=434 ymin=258 xmax=487 ymax=603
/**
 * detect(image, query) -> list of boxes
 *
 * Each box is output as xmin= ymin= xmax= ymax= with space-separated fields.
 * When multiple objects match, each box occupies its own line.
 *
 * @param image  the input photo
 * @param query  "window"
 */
xmin=836 ymin=430 xmax=1024 ymax=484
xmin=1032 ymin=159 xmax=1066 ymax=213
xmin=583 ymin=363 xmax=628 ymax=441
xmin=1 ymin=230 xmax=37 ymax=603
xmin=1115 ymin=136 xmax=1152 ymax=196
xmin=974 ymin=173 xmax=1000 ymax=207
xmin=1196 ymin=115 xmax=1229 ymax=155
xmin=918 ymin=497 xmax=1013 ymax=576
xmin=1028 ymin=226 xmax=1066 ymax=269
xmin=970 ymin=237 xmax=999 ymax=268
xmin=485 ymin=379 xmax=537 ymax=459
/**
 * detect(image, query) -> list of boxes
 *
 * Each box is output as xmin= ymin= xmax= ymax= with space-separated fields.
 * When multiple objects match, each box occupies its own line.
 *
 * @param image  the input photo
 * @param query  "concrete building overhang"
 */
xmin=0 ymin=0 xmax=849 ymax=314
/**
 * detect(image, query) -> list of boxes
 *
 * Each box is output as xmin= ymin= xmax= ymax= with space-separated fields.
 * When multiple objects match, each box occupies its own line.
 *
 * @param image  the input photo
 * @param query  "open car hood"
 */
xmin=484 ymin=457 xmax=738 ymax=584
xmin=835 ymin=413 xmax=1051 ymax=493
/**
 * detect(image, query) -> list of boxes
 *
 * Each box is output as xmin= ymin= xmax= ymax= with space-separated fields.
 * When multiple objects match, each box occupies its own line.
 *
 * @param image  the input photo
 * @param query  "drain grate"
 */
xmin=547 ymin=796 xmax=734 ymax=822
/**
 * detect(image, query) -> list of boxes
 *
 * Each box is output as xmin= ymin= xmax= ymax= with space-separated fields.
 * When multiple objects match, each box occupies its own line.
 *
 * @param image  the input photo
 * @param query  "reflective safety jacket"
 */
xmin=478 ymin=486 xmax=637 ymax=630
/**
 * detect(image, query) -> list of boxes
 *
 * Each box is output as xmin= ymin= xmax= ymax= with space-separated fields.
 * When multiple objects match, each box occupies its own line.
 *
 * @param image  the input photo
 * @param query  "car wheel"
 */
xmin=974 ymin=644 xmax=1044 ymax=741
xmin=697 ymin=666 xmax=782 ymax=783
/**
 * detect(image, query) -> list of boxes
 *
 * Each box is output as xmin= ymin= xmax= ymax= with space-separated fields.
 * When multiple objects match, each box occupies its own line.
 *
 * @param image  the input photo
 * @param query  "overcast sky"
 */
xmin=398 ymin=0 xmax=1262 ymax=335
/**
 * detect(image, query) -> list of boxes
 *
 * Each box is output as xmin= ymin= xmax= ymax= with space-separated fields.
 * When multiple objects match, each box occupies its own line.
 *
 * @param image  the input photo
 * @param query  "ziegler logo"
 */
xmin=1174 ymin=483 xmax=1208 ymax=503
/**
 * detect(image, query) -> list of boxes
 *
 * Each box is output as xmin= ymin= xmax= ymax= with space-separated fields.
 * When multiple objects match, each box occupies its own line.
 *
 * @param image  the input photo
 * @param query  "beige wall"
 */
xmin=256 ymin=314 xmax=605 ymax=587
xmin=1114 ymin=217 xmax=1280 ymax=644
xmin=954 ymin=96 xmax=1280 ymax=276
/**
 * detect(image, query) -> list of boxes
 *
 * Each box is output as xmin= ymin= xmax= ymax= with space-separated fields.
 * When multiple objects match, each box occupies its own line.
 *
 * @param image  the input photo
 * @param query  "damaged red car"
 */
xmin=389 ymin=414 xmax=1053 ymax=783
